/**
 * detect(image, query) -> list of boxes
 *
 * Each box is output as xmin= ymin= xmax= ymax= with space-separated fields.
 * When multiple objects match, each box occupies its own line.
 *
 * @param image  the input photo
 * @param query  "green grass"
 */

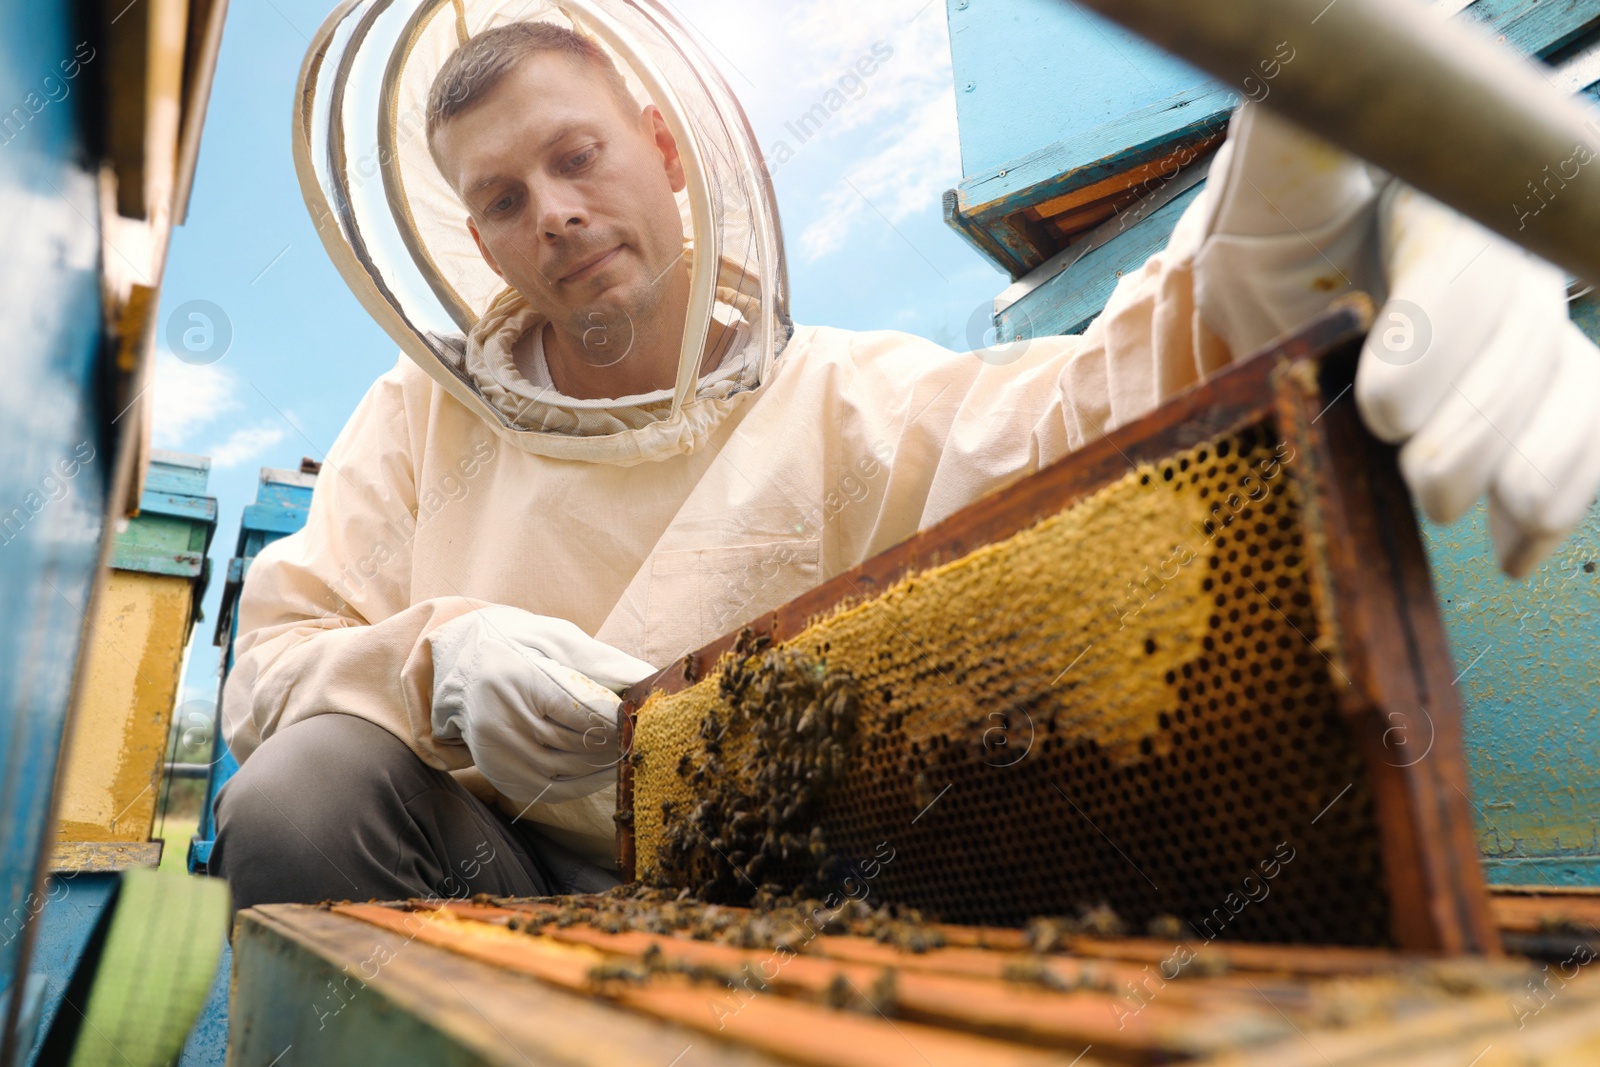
xmin=155 ymin=817 xmax=200 ymax=874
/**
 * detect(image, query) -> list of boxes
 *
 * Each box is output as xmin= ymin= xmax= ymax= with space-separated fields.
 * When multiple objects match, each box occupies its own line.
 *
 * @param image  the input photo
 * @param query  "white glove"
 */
xmin=428 ymin=606 xmax=657 ymax=805
xmin=1190 ymin=102 xmax=1600 ymax=578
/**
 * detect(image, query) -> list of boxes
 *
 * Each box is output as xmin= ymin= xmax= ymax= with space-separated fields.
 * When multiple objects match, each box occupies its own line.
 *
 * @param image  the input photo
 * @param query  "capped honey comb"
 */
xmin=633 ymin=423 xmax=1390 ymax=945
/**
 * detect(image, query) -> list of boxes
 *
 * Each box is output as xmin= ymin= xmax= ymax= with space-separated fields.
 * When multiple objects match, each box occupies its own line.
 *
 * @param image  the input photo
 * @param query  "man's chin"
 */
xmin=565 ymin=299 xmax=640 ymax=367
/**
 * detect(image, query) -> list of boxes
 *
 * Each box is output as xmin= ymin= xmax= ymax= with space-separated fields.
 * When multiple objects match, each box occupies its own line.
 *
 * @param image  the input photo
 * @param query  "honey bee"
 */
xmin=649 ymin=643 xmax=863 ymax=906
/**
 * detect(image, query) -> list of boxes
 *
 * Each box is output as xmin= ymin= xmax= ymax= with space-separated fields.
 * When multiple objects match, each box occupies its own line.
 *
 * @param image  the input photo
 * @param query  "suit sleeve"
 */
xmin=829 ymin=197 xmax=1233 ymax=561
xmin=220 ymin=362 xmax=490 ymax=769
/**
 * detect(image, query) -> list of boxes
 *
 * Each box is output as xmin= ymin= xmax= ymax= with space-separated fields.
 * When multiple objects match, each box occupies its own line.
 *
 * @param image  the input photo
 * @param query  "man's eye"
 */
xmin=564 ymin=147 xmax=597 ymax=172
xmin=488 ymin=193 xmax=515 ymax=214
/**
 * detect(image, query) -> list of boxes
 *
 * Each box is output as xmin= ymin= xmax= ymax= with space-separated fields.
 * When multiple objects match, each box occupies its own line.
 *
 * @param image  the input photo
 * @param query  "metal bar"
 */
xmin=1065 ymin=0 xmax=1600 ymax=286
xmin=163 ymin=762 xmax=212 ymax=780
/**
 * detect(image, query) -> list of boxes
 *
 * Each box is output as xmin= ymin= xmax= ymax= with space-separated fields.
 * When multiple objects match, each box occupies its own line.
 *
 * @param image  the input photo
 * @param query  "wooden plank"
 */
xmin=947 ymin=86 xmax=1233 ymax=276
xmin=240 ymin=500 xmax=312 ymax=536
xmin=172 ymin=0 xmax=229 ymax=225
xmin=234 ymin=904 xmax=780 ymax=1067
xmin=134 ymin=488 xmax=217 ymax=524
xmin=953 ymin=85 xmax=1234 ymax=225
xmin=1271 ymin=352 xmax=1499 ymax=955
xmin=317 ymin=900 xmax=1600 ymax=1066
xmin=143 ymin=452 xmax=211 ymax=496
xmin=1211 ymin=987 xmax=1600 ymax=1067
xmin=332 ymin=904 xmax=1100 ymax=1067
xmin=105 ymin=0 xmax=153 ymax=220
xmin=105 ymin=0 xmax=190 ymax=221
xmin=997 ymin=181 xmax=1205 ymax=340
xmin=943 ymin=189 xmax=1031 ymax=278
xmin=48 ymin=841 xmax=162 ymax=873
xmin=1033 ymin=196 xmax=1127 ymax=240
xmin=617 ymin=680 xmax=637 ymax=880
xmin=1494 ymin=885 xmax=1600 ymax=899
xmin=994 ymin=153 xmax=1214 ymax=332
xmin=53 ymin=570 xmax=194 ymax=845
xmin=474 ymin=901 xmax=1424 ymax=979
xmin=1470 ymin=0 xmax=1600 ymax=57
xmin=414 ymin=906 xmax=1291 ymax=1057
xmin=1027 ymin=138 xmax=1220 ymax=223
xmin=1045 ymin=935 xmax=1422 ymax=978
xmin=1489 ymin=887 xmax=1600 ymax=956
xmin=109 ymin=543 xmax=205 ymax=578
xmin=115 ymin=511 xmax=203 ymax=553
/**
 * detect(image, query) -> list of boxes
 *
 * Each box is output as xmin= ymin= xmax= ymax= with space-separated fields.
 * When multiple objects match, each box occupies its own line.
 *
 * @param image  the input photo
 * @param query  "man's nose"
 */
xmin=533 ymin=179 xmax=589 ymax=241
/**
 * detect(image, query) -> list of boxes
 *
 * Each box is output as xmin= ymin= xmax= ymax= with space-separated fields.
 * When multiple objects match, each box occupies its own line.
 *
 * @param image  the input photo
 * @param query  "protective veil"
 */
xmin=296 ymin=0 xmax=791 ymax=464
xmin=230 ymin=0 xmax=1319 ymax=866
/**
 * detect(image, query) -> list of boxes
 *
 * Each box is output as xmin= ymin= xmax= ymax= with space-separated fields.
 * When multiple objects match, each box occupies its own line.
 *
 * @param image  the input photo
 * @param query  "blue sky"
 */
xmin=156 ymin=0 xmax=1006 ymax=710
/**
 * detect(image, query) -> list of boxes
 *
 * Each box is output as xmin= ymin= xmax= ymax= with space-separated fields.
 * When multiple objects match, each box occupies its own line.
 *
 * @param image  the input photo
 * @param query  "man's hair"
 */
xmin=426 ymin=21 xmax=639 ymax=181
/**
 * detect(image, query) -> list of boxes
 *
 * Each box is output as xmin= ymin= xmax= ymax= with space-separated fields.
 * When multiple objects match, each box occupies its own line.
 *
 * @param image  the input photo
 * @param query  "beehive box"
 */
xmin=231 ymin=891 xmax=1600 ymax=1066
xmin=620 ymin=301 xmax=1496 ymax=955
xmin=51 ymin=450 xmax=218 ymax=869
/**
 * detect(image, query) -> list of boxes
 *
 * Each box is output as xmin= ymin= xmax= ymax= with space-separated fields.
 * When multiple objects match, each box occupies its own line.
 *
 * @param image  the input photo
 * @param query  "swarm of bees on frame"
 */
xmin=653 ymin=633 xmax=862 ymax=904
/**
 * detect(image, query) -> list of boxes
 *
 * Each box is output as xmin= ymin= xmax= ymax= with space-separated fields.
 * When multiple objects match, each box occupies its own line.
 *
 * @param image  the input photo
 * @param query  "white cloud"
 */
xmin=780 ymin=0 xmax=955 ymax=136
xmin=150 ymin=349 xmax=242 ymax=448
xmin=798 ymin=89 xmax=959 ymax=261
xmin=774 ymin=1 xmax=962 ymax=261
xmin=657 ymin=1 xmax=964 ymax=263
xmin=207 ymin=424 xmax=288 ymax=469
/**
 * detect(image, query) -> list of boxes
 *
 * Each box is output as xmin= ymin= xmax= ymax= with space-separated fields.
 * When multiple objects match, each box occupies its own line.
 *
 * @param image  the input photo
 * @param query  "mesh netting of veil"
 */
xmin=348 ymin=0 xmax=787 ymax=413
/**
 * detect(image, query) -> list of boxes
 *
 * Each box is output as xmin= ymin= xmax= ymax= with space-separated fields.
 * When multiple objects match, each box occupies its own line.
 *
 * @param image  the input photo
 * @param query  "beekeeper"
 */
xmin=211 ymin=1 xmax=1600 ymax=911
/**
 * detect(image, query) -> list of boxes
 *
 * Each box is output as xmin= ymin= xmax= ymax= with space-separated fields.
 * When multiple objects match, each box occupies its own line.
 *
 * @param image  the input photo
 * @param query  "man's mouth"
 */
xmin=559 ymin=245 xmax=624 ymax=285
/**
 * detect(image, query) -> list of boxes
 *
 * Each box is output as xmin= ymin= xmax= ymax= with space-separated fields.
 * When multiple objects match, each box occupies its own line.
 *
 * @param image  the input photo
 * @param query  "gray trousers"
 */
xmin=211 ymin=713 xmax=620 ymax=912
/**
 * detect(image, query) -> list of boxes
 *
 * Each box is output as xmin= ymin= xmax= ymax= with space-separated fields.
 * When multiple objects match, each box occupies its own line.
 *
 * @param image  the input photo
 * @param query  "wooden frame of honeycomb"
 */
xmin=619 ymin=299 xmax=1498 ymax=956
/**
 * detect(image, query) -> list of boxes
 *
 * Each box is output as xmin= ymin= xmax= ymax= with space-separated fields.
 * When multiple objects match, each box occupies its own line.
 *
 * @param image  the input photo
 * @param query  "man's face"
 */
xmin=435 ymin=53 xmax=688 ymax=360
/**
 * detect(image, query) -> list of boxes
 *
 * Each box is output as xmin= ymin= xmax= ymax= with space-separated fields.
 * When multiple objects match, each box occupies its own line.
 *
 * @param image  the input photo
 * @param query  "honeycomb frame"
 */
xmin=618 ymin=303 xmax=1499 ymax=955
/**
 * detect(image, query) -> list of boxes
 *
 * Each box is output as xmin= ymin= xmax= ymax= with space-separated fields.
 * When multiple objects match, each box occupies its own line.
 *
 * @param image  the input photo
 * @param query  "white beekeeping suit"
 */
xmin=225 ymin=0 xmax=1600 ymax=867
